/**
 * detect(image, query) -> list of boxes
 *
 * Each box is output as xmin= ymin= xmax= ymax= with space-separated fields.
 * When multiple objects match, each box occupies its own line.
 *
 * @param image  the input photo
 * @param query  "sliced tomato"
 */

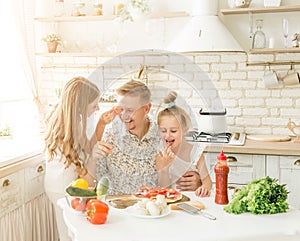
xmin=145 ymin=192 xmax=158 ymax=198
xmin=168 ymin=189 xmax=177 ymax=195
xmin=157 ymin=188 xmax=167 ymax=195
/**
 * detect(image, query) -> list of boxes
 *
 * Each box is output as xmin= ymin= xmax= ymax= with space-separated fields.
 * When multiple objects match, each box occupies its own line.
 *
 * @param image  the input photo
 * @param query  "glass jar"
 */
xmin=252 ymin=19 xmax=266 ymax=49
xmin=54 ymin=0 xmax=65 ymax=17
xmin=114 ymin=0 xmax=125 ymax=15
xmin=94 ymin=3 xmax=103 ymax=16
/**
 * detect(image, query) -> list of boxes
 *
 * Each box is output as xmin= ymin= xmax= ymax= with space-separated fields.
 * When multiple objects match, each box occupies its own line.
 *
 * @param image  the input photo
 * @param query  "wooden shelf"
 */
xmin=249 ymin=48 xmax=300 ymax=54
xmin=34 ymin=11 xmax=189 ymax=22
xmin=221 ymin=5 xmax=300 ymax=15
xmin=35 ymin=52 xmax=118 ymax=57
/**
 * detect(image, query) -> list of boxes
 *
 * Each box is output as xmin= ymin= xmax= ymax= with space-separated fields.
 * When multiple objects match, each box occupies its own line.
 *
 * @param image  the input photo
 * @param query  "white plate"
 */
xmin=125 ymin=206 xmax=171 ymax=219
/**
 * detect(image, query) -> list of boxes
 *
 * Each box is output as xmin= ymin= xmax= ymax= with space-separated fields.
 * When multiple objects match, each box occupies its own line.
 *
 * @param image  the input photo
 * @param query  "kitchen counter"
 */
xmin=207 ymin=138 xmax=300 ymax=156
xmin=58 ymin=192 xmax=300 ymax=241
xmin=0 ymin=138 xmax=43 ymax=177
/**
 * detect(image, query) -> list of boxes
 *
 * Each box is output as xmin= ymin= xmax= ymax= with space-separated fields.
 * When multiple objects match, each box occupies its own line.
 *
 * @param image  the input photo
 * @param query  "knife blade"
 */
xmin=176 ymin=202 xmax=216 ymax=220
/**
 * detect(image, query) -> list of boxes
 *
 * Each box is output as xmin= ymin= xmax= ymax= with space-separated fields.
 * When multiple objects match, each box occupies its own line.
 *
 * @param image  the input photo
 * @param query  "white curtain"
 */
xmin=0 ymin=193 xmax=58 ymax=241
xmin=11 ymin=0 xmax=42 ymax=112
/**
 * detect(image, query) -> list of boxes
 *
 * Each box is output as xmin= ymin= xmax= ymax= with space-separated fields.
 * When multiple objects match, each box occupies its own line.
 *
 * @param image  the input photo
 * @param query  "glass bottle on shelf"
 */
xmin=252 ymin=19 xmax=266 ymax=49
xmin=54 ymin=0 xmax=65 ymax=17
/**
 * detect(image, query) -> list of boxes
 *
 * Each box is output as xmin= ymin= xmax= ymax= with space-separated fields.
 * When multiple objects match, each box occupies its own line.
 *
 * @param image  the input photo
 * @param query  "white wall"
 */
xmin=35 ymin=0 xmax=300 ymax=135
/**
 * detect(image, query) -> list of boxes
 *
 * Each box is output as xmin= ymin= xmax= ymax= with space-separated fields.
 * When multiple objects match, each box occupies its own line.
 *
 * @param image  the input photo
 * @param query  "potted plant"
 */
xmin=42 ymin=33 xmax=62 ymax=53
xmin=0 ymin=124 xmax=12 ymax=139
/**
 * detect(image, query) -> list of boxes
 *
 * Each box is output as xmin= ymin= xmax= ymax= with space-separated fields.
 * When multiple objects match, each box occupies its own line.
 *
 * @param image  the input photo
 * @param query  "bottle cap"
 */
xmin=218 ymin=150 xmax=227 ymax=161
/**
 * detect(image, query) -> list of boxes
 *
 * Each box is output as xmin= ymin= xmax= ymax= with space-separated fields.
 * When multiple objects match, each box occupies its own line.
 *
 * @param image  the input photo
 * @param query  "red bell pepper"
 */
xmin=85 ymin=199 xmax=109 ymax=225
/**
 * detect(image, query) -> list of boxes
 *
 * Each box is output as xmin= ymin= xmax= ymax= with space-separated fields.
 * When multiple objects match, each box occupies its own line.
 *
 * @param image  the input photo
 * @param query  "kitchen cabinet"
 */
xmin=220 ymin=5 xmax=300 ymax=54
xmin=266 ymin=155 xmax=300 ymax=210
xmin=205 ymin=152 xmax=266 ymax=188
xmin=0 ymin=169 xmax=25 ymax=217
xmin=24 ymin=157 xmax=46 ymax=203
xmin=0 ymin=154 xmax=57 ymax=241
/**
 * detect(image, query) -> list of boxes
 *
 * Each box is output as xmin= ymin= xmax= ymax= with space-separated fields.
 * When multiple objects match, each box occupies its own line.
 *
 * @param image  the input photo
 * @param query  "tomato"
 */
xmin=85 ymin=199 xmax=109 ymax=225
xmin=71 ymin=198 xmax=85 ymax=212
xmin=168 ymin=189 xmax=177 ymax=195
xmin=157 ymin=188 xmax=167 ymax=195
xmin=146 ymin=192 xmax=158 ymax=198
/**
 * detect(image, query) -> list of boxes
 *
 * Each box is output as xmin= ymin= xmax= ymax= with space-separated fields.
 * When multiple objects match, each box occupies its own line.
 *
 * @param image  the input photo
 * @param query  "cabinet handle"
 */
xmin=2 ymin=179 xmax=10 ymax=187
xmin=294 ymin=159 xmax=300 ymax=166
xmin=37 ymin=165 xmax=44 ymax=173
xmin=227 ymin=156 xmax=237 ymax=162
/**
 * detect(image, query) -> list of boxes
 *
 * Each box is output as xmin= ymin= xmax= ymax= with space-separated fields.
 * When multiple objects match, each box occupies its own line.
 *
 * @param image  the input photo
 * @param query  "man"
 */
xmin=95 ymin=80 xmax=200 ymax=194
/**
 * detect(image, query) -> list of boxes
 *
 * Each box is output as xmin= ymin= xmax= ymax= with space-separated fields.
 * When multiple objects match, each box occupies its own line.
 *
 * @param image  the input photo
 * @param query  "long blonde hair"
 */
xmin=45 ymin=76 xmax=100 ymax=175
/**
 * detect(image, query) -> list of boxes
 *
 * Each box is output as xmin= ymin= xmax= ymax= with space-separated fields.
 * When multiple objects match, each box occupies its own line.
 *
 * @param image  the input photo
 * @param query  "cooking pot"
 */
xmin=198 ymin=108 xmax=227 ymax=134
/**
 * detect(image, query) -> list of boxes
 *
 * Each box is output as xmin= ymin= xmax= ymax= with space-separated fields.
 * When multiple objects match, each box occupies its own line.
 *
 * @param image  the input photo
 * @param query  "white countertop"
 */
xmin=58 ymin=192 xmax=300 ymax=241
xmin=0 ymin=138 xmax=43 ymax=168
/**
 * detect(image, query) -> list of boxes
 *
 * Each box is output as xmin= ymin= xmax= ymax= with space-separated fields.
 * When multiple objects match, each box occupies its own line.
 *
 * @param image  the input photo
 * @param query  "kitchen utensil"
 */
xmin=287 ymin=121 xmax=300 ymax=142
xmin=176 ymin=202 xmax=216 ymax=220
xmin=282 ymin=18 xmax=289 ymax=48
xmin=261 ymin=69 xmax=279 ymax=88
xmin=282 ymin=68 xmax=300 ymax=86
xmin=198 ymin=109 xmax=227 ymax=134
xmin=228 ymin=132 xmax=246 ymax=146
xmin=247 ymin=134 xmax=291 ymax=142
xmin=252 ymin=19 xmax=266 ymax=49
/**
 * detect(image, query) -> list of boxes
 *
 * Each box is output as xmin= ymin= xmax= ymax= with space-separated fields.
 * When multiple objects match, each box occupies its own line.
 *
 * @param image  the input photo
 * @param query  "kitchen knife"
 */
xmin=176 ymin=202 xmax=216 ymax=220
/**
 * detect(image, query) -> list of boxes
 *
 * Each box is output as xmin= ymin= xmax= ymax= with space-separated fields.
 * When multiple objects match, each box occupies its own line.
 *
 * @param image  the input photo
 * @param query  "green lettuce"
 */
xmin=224 ymin=176 xmax=289 ymax=214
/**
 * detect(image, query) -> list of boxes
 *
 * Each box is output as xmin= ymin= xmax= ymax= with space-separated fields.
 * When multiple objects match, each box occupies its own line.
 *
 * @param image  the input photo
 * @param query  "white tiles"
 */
xmin=38 ymin=51 xmax=300 ymax=134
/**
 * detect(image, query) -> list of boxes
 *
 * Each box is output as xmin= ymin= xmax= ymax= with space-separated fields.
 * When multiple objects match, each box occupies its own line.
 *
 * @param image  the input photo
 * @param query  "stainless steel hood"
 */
xmin=163 ymin=1 xmax=243 ymax=52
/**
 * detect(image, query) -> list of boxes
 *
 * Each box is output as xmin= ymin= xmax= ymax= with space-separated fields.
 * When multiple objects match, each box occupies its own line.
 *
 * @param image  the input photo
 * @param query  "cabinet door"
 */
xmin=24 ymin=156 xmax=45 ymax=203
xmin=205 ymin=152 xmax=265 ymax=186
xmin=0 ymin=169 xmax=25 ymax=217
xmin=266 ymin=155 xmax=300 ymax=210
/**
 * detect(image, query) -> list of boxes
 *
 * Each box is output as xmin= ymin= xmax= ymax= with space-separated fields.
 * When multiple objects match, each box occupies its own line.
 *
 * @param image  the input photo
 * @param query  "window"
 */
xmin=0 ymin=1 xmax=39 ymax=140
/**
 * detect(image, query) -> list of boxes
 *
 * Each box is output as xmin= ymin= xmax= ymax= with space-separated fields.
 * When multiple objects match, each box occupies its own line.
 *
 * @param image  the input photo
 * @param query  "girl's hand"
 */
xmin=156 ymin=145 xmax=175 ymax=171
xmin=98 ymin=108 xmax=119 ymax=126
xmin=195 ymin=186 xmax=211 ymax=197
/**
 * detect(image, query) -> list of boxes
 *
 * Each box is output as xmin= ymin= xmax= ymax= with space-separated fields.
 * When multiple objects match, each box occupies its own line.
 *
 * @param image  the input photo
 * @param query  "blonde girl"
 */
xmin=44 ymin=76 xmax=116 ymax=241
xmin=156 ymin=91 xmax=212 ymax=197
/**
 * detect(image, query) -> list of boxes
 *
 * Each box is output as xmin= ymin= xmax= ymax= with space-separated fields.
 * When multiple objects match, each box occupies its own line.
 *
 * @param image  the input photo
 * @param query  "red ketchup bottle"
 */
xmin=214 ymin=151 xmax=229 ymax=205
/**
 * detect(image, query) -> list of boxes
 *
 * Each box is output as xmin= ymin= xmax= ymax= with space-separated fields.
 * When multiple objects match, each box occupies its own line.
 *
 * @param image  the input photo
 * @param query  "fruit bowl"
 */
xmin=65 ymin=195 xmax=98 ymax=215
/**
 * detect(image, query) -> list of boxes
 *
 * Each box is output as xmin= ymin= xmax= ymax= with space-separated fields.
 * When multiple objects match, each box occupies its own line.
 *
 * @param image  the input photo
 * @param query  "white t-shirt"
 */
xmin=44 ymin=153 xmax=77 ymax=197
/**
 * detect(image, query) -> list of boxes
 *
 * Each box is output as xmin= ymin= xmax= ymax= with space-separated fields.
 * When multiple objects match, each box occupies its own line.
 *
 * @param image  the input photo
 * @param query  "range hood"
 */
xmin=163 ymin=1 xmax=243 ymax=52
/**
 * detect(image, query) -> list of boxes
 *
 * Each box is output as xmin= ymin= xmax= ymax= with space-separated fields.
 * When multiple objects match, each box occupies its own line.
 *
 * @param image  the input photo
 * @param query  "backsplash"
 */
xmin=38 ymin=51 xmax=300 ymax=135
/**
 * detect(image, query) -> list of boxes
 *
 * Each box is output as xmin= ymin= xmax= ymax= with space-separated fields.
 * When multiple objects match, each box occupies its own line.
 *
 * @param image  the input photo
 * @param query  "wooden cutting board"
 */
xmin=247 ymin=134 xmax=291 ymax=142
xmin=106 ymin=194 xmax=190 ymax=209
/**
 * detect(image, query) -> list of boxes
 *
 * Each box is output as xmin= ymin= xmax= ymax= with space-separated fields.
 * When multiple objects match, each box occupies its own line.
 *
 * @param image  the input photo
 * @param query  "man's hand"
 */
xmin=92 ymin=141 xmax=112 ymax=158
xmin=175 ymin=171 xmax=201 ymax=191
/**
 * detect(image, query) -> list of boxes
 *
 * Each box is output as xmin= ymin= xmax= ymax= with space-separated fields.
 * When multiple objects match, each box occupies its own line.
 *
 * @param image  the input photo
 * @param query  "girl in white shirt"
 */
xmin=156 ymin=91 xmax=212 ymax=197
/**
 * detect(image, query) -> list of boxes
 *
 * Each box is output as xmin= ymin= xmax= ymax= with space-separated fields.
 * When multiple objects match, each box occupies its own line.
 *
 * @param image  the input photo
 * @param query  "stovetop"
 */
xmin=186 ymin=131 xmax=246 ymax=146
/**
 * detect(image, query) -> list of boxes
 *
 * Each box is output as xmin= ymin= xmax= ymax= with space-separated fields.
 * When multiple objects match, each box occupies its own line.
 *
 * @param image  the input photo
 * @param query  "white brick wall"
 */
xmin=38 ymin=51 xmax=300 ymax=135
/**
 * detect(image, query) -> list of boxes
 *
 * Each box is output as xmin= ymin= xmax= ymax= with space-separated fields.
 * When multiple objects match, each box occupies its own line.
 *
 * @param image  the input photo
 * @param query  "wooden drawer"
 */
xmin=205 ymin=152 xmax=265 ymax=185
xmin=0 ymin=169 xmax=25 ymax=217
xmin=24 ymin=158 xmax=45 ymax=203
